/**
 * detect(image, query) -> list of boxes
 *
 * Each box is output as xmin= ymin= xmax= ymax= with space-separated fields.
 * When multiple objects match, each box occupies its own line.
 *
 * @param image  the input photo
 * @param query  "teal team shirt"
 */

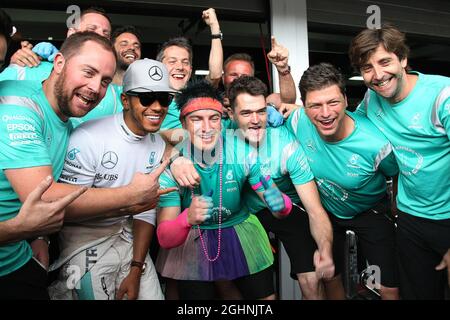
xmin=0 ymin=61 xmax=54 ymax=81
xmin=160 ymin=100 xmax=182 ymax=130
xmin=242 ymin=125 xmax=314 ymax=213
xmin=286 ymin=108 xmax=398 ymax=219
xmin=159 ymin=133 xmax=268 ymax=229
xmin=356 ymin=72 xmax=450 ymax=219
xmin=0 ymin=62 xmax=123 ymax=128
xmin=0 ymin=80 xmax=71 ymax=276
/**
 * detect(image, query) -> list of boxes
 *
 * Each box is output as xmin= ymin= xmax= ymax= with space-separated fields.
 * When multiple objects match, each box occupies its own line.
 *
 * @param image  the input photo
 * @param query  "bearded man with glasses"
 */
xmin=48 ymin=59 xmax=177 ymax=300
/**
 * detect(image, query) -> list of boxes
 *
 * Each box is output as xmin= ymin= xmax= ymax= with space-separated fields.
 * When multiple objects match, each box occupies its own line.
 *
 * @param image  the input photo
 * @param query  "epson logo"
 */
xmin=6 ymin=123 xmax=36 ymax=131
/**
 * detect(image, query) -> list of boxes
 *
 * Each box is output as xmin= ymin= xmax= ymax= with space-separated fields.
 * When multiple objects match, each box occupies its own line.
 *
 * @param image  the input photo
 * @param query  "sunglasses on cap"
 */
xmin=127 ymin=92 xmax=174 ymax=107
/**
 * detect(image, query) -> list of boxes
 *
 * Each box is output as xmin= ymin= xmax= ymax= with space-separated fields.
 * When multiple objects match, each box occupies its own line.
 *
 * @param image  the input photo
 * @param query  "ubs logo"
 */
xmin=101 ymin=151 xmax=118 ymax=169
xmin=149 ymin=66 xmax=163 ymax=81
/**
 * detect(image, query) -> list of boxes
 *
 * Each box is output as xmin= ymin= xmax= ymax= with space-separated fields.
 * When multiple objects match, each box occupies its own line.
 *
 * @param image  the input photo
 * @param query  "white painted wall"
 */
xmin=270 ymin=0 xmax=309 ymax=104
xmin=269 ymin=0 xmax=310 ymax=299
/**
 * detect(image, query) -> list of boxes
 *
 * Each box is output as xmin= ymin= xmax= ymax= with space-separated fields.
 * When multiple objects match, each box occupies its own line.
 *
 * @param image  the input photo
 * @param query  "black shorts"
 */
xmin=177 ymin=266 xmax=275 ymax=300
xmin=328 ymin=200 xmax=398 ymax=288
xmin=256 ymin=203 xmax=317 ymax=279
xmin=396 ymin=210 xmax=450 ymax=299
xmin=0 ymin=257 xmax=49 ymax=300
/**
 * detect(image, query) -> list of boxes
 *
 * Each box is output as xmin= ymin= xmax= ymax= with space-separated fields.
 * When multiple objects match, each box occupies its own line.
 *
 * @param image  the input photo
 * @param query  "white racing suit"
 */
xmin=48 ymin=113 xmax=167 ymax=300
xmin=48 ymin=221 xmax=164 ymax=300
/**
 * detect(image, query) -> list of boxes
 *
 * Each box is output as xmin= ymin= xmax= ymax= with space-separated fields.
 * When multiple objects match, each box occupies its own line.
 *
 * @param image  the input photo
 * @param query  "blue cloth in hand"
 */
xmin=32 ymin=42 xmax=59 ymax=62
xmin=267 ymin=104 xmax=284 ymax=127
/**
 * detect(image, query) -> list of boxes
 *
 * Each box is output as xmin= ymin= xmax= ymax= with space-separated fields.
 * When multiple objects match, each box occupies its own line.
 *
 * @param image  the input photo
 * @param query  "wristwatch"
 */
xmin=29 ymin=236 xmax=50 ymax=246
xmin=278 ymin=65 xmax=291 ymax=76
xmin=168 ymin=150 xmax=183 ymax=167
xmin=211 ymin=32 xmax=223 ymax=40
xmin=130 ymin=260 xmax=147 ymax=274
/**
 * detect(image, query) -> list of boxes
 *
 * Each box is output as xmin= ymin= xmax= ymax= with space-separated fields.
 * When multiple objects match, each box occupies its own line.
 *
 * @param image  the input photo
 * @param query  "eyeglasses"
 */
xmin=127 ymin=92 xmax=174 ymax=107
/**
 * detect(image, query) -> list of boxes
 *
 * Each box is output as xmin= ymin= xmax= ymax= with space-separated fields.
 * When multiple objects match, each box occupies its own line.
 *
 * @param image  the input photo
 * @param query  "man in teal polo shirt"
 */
xmin=287 ymin=63 xmax=400 ymax=300
xmin=0 ymin=8 xmax=87 ymax=256
xmin=227 ymin=75 xmax=334 ymax=299
xmin=0 ymin=31 xmax=164 ymax=299
xmin=349 ymin=24 xmax=450 ymax=299
xmin=157 ymin=8 xmax=223 ymax=144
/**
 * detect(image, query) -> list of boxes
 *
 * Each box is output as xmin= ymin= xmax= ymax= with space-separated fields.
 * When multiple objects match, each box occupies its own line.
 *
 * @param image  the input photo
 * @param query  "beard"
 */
xmin=116 ymin=53 xmax=133 ymax=72
xmin=54 ymin=68 xmax=73 ymax=118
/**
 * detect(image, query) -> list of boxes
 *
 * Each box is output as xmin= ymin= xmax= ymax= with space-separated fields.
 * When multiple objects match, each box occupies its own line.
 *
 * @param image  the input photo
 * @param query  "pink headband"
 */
xmin=180 ymin=97 xmax=223 ymax=119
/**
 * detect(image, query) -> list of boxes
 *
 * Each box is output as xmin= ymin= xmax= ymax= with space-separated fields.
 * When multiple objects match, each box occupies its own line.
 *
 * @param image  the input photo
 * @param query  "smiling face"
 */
xmin=182 ymin=109 xmax=222 ymax=151
xmin=53 ymin=40 xmax=116 ymax=120
xmin=121 ymin=92 xmax=170 ymax=135
xmin=114 ymin=32 xmax=141 ymax=71
xmin=161 ymin=45 xmax=192 ymax=90
xmin=223 ymin=60 xmax=254 ymax=89
xmin=68 ymin=12 xmax=111 ymax=39
xmin=304 ymin=84 xmax=352 ymax=142
xmin=360 ymin=44 xmax=408 ymax=104
xmin=229 ymin=92 xmax=267 ymax=145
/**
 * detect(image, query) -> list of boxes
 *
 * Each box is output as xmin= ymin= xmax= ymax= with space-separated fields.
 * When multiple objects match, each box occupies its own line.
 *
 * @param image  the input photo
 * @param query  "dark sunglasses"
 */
xmin=127 ymin=92 xmax=174 ymax=107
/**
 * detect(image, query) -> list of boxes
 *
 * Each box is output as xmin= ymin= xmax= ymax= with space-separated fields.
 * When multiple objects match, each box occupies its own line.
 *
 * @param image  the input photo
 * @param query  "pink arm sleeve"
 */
xmin=157 ymin=209 xmax=192 ymax=249
xmin=278 ymin=193 xmax=293 ymax=217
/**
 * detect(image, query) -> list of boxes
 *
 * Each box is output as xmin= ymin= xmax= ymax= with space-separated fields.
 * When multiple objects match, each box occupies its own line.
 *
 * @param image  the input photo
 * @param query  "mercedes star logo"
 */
xmin=101 ymin=151 xmax=118 ymax=169
xmin=149 ymin=65 xmax=163 ymax=81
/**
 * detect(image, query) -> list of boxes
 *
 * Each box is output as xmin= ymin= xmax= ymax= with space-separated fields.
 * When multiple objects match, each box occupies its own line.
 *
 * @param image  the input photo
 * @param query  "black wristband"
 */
xmin=168 ymin=150 xmax=183 ymax=167
xmin=211 ymin=32 xmax=223 ymax=40
xmin=278 ymin=65 xmax=291 ymax=76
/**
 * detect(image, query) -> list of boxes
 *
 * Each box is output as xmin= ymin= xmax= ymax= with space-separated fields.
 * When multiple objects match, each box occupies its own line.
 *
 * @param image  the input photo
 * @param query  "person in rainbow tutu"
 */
xmin=156 ymin=79 xmax=292 ymax=300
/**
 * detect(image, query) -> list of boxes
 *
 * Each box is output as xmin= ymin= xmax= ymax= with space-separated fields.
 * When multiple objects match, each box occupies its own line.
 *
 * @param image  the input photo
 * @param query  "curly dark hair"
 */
xmin=175 ymin=78 xmax=223 ymax=116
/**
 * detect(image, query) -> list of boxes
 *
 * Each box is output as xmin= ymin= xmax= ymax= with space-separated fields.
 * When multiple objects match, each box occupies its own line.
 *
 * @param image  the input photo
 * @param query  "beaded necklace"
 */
xmin=190 ymin=140 xmax=223 ymax=262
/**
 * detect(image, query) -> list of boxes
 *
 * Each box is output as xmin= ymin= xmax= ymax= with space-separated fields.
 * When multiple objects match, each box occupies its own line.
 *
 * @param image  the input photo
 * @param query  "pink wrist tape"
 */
xmin=279 ymin=193 xmax=292 ymax=217
xmin=251 ymin=175 xmax=271 ymax=191
xmin=157 ymin=208 xmax=192 ymax=249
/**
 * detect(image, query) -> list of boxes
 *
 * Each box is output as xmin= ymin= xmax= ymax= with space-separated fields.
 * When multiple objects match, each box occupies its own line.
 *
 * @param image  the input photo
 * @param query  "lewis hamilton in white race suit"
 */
xmin=49 ymin=59 xmax=177 ymax=300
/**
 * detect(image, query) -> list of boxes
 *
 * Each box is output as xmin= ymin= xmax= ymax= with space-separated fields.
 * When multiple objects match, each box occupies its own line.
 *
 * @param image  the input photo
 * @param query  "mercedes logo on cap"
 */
xmin=101 ymin=151 xmax=118 ymax=169
xmin=149 ymin=66 xmax=163 ymax=81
